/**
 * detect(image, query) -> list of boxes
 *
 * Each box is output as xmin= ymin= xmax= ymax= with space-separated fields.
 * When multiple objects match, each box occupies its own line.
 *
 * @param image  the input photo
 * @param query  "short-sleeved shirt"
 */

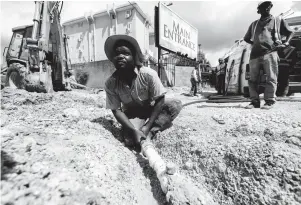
xmin=191 ymin=69 xmax=198 ymax=81
xmin=105 ymin=66 xmax=166 ymax=111
xmin=244 ymin=15 xmax=293 ymax=60
xmin=216 ymin=63 xmax=226 ymax=75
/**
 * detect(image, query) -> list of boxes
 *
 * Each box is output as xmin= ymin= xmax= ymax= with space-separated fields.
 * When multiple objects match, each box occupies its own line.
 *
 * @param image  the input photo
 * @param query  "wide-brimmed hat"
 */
xmin=104 ymin=35 xmax=144 ymax=66
xmin=257 ymin=1 xmax=273 ymax=8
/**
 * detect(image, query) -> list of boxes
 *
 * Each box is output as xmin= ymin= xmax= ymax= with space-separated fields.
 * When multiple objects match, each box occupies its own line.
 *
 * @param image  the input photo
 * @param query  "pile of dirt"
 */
xmin=1 ymin=87 xmax=166 ymax=205
xmin=1 ymin=87 xmax=301 ymax=205
xmin=154 ymin=101 xmax=301 ymax=205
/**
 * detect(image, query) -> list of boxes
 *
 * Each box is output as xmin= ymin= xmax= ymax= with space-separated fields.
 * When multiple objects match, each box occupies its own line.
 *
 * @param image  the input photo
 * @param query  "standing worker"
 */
xmin=243 ymin=1 xmax=294 ymax=109
xmin=190 ymin=66 xmax=199 ymax=96
xmin=215 ymin=58 xmax=226 ymax=95
xmin=104 ymin=35 xmax=182 ymax=149
xmin=197 ymin=63 xmax=203 ymax=94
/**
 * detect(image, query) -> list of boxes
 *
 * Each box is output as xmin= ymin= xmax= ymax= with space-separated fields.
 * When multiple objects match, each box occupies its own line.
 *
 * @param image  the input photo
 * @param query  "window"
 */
xmin=126 ymin=23 xmax=131 ymax=34
xmin=9 ymin=30 xmax=24 ymax=58
xmin=111 ymin=13 xmax=116 ymax=19
xmin=125 ymin=10 xmax=132 ymax=19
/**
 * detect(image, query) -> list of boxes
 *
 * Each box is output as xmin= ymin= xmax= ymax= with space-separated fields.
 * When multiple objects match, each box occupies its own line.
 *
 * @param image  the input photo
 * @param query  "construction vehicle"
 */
xmin=222 ymin=12 xmax=301 ymax=97
xmin=1 ymin=1 xmax=71 ymax=93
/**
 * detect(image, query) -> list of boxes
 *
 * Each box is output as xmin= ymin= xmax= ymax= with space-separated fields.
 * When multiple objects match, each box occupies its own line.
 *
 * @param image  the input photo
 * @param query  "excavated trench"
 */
xmin=1 ymin=87 xmax=301 ymax=205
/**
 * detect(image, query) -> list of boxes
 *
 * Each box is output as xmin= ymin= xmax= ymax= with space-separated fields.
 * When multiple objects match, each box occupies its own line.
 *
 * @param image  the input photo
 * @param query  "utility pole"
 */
xmin=157 ymin=2 xmax=173 ymax=79
xmin=198 ymin=44 xmax=202 ymax=62
xmin=198 ymin=44 xmax=202 ymax=72
xmin=158 ymin=47 xmax=161 ymax=78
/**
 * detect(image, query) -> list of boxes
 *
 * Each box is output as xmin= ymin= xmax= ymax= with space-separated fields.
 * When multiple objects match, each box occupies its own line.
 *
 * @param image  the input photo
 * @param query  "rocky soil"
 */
xmin=1 ymin=86 xmax=301 ymax=205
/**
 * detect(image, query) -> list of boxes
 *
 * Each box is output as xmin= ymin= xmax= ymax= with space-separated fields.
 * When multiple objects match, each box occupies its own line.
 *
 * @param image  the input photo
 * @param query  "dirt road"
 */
xmin=1 ymin=87 xmax=301 ymax=205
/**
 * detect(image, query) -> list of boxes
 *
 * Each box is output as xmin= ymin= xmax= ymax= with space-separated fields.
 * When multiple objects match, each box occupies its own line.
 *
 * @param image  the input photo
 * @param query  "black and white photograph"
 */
xmin=1 ymin=0 xmax=301 ymax=204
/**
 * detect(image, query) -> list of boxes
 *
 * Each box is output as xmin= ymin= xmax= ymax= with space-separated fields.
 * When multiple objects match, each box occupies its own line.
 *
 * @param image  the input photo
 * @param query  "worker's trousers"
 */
xmin=122 ymin=99 xmax=183 ymax=142
xmin=248 ymin=51 xmax=279 ymax=102
xmin=190 ymin=79 xmax=198 ymax=96
xmin=217 ymin=74 xmax=225 ymax=95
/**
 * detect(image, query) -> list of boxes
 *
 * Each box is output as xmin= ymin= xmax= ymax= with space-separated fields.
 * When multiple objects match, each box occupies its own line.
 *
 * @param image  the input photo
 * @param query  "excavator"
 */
xmin=1 ymin=1 xmax=72 ymax=92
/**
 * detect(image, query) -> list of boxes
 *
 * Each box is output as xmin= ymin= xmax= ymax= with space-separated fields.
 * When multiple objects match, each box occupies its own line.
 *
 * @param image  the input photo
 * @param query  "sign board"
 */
xmin=158 ymin=3 xmax=198 ymax=59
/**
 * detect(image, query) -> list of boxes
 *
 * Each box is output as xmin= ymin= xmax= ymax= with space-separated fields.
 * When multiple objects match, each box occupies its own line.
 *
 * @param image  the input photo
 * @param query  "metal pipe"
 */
xmin=91 ymin=14 xmax=96 ymax=61
xmin=84 ymin=14 xmax=91 ymax=61
xmin=141 ymin=141 xmax=169 ymax=193
xmin=32 ymin=1 xmax=42 ymax=40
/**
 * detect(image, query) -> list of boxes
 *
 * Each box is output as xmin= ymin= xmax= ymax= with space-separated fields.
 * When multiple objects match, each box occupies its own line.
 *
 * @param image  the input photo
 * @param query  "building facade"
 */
xmin=62 ymin=2 xmax=154 ymax=88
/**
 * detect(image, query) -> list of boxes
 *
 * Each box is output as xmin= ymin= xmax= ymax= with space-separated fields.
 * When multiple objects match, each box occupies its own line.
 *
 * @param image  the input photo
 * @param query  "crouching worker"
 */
xmin=104 ymin=35 xmax=183 ymax=148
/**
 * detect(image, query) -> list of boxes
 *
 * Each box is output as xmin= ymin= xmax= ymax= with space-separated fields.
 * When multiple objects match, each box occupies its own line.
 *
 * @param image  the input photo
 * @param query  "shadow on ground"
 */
xmin=1 ymin=151 xmax=17 ymax=180
xmin=91 ymin=117 xmax=168 ymax=204
xmin=135 ymin=153 xmax=168 ymax=205
xmin=91 ymin=117 xmax=123 ymax=142
xmin=181 ymin=91 xmax=216 ymax=98
xmin=197 ymin=104 xmax=245 ymax=109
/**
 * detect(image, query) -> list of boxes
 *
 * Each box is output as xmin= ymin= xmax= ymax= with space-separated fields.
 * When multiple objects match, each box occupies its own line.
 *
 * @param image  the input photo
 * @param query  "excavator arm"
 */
xmin=5 ymin=1 xmax=69 ymax=93
xmin=26 ymin=1 xmax=68 ymax=92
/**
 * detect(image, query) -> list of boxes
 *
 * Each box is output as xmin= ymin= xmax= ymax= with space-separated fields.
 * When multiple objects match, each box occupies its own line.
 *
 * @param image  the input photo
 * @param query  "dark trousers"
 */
xmin=190 ymin=79 xmax=198 ymax=96
xmin=122 ymin=99 xmax=183 ymax=141
xmin=276 ymin=67 xmax=290 ymax=96
xmin=217 ymin=74 xmax=225 ymax=94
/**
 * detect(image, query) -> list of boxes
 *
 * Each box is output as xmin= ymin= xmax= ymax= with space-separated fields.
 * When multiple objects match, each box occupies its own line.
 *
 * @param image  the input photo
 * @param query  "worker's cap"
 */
xmin=257 ymin=1 xmax=273 ymax=8
xmin=218 ymin=58 xmax=224 ymax=61
xmin=104 ymin=35 xmax=144 ymax=66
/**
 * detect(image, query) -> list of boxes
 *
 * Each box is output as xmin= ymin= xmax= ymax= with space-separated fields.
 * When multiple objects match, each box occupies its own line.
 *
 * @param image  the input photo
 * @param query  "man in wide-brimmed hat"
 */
xmin=244 ymin=1 xmax=294 ymax=109
xmin=104 ymin=35 xmax=182 ymax=149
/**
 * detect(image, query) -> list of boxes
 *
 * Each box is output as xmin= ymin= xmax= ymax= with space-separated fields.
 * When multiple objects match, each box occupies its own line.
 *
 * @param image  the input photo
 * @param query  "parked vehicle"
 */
xmin=223 ymin=15 xmax=301 ymax=97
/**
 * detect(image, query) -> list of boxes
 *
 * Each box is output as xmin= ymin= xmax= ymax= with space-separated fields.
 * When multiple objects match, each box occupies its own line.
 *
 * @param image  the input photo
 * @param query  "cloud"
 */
xmin=0 ymin=1 xmax=298 ymax=66
xmin=154 ymin=1 xmax=295 ymax=65
xmin=205 ymin=47 xmax=230 ymax=67
xmin=61 ymin=1 xmax=125 ymax=23
xmin=0 ymin=1 xmax=34 ymax=65
xmin=292 ymin=1 xmax=301 ymax=11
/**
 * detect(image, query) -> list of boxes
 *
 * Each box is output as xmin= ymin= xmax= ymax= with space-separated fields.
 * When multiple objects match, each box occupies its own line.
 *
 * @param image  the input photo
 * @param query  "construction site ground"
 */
xmin=1 ymin=86 xmax=301 ymax=205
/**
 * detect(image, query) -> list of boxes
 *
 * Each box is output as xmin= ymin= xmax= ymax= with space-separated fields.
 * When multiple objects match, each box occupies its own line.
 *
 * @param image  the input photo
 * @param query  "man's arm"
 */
xmin=193 ymin=69 xmax=198 ymax=82
xmin=105 ymin=79 xmax=146 ymax=144
xmin=244 ymin=23 xmax=253 ymax=45
xmin=140 ymin=70 xmax=167 ymax=137
xmin=280 ymin=18 xmax=295 ymax=46
xmin=140 ymin=95 xmax=165 ymax=137
xmin=112 ymin=109 xmax=147 ymax=143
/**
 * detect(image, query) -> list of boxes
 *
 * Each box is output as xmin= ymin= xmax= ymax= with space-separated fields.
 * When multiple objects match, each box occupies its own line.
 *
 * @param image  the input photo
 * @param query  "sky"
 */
xmin=1 ymin=1 xmax=301 ymax=66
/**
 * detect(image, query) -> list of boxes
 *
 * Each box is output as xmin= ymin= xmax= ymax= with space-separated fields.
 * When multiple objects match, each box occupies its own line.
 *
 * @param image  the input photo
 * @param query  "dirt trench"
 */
xmin=1 ymin=87 xmax=166 ymax=205
xmin=1 ymin=87 xmax=301 ymax=205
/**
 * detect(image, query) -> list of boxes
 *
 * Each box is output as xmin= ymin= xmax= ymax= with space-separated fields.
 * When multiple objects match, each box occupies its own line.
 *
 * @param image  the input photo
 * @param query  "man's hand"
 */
xmin=140 ymin=125 xmax=150 ymax=135
xmin=112 ymin=109 xmax=147 ymax=145
xmin=275 ymin=43 xmax=289 ymax=51
xmin=131 ymin=129 xmax=147 ymax=144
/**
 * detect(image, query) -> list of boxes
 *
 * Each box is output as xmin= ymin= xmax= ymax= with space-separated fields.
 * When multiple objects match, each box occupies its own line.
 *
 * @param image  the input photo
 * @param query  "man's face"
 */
xmin=113 ymin=45 xmax=135 ymax=71
xmin=219 ymin=60 xmax=223 ymax=64
xmin=258 ymin=3 xmax=272 ymax=15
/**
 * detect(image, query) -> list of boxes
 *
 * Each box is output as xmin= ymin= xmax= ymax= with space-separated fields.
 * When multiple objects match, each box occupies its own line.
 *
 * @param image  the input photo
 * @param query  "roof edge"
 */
xmin=12 ymin=24 xmax=33 ymax=32
xmin=62 ymin=1 xmax=149 ymax=26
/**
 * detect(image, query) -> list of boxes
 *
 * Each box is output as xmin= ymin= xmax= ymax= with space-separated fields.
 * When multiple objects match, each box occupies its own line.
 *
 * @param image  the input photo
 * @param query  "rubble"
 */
xmin=1 ymin=87 xmax=301 ymax=205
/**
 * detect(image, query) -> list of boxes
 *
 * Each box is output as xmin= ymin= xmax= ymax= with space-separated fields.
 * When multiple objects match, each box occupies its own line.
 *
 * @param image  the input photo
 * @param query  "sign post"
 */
xmin=158 ymin=47 xmax=161 ymax=77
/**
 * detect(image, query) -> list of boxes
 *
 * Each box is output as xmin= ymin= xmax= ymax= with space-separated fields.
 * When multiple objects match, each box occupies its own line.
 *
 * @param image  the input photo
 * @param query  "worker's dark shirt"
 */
xmin=244 ymin=15 xmax=293 ymax=60
xmin=216 ymin=63 xmax=226 ymax=75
